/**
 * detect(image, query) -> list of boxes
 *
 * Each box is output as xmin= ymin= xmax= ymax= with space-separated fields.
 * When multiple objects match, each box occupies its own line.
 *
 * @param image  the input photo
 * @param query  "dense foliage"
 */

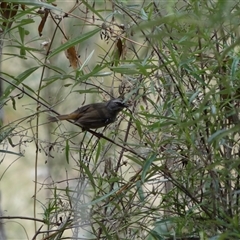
xmin=1 ymin=0 xmax=240 ymax=239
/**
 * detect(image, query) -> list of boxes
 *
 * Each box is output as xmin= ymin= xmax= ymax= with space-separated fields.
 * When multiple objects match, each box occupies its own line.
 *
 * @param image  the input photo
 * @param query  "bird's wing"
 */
xmin=76 ymin=104 xmax=115 ymax=128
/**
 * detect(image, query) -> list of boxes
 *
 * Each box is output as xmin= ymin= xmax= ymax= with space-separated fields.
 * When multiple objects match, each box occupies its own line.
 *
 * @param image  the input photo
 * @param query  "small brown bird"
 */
xmin=48 ymin=98 xmax=128 ymax=130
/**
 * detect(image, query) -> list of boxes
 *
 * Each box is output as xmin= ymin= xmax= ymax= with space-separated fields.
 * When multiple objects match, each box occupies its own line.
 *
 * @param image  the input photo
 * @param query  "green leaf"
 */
xmin=147 ymin=219 xmax=175 ymax=239
xmin=231 ymin=57 xmax=239 ymax=81
xmin=79 ymin=187 xmax=120 ymax=207
xmin=76 ymin=161 xmax=96 ymax=192
xmin=20 ymin=46 xmax=26 ymax=56
xmin=17 ymin=66 xmax=39 ymax=82
xmin=4 ymin=45 xmax=40 ymax=54
xmin=93 ymin=71 xmax=112 ymax=77
xmin=93 ymin=218 xmax=111 ymax=238
xmin=208 ymin=128 xmax=227 ymax=144
xmin=136 ymin=180 xmax=145 ymax=202
xmin=0 ymin=127 xmax=15 ymax=143
xmin=125 ymin=154 xmax=143 ymax=166
xmin=134 ymin=118 xmax=143 ymax=138
xmin=95 ymin=141 xmax=101 ymax=163
xmin=0 ymin=149 xmax=23 ymax=157
xmin=73 ymin=89 xmax=101 ymax=94
xmin=75 ymin=64 xmax=107 ymax=83
xmin=140 ymin=8 xmax=148 ymax=20
xmin=64 ymin=84 xmax=72 ymax=87
xmin=146 ymin=230 xmax=163 ymax=240
xmin=4 ymin=0 xmax=61 ymax=11
xmin=18 ymin=26 xmax=25 ymax=43
xmin=79 ymin=50 xmax=95 ymax=71
xmin=208 ymin=125 xmax=240 ymax=145
xmin=1 ymin=66 xmax=39 ymax=101
xmin=21 ymin=83 xmax=49 ymax=104
xmin=48 ymin=28 xmax=100 ymax=59
xmin=111 ymin=64 xmax=140 ymax=75
xmin=41 ymin=75 xmax=73 ymax=89
xmin=80 ymin=0 xmax=104 ymax=21
xmin=65 ymin=139 xmax=69 ymax=164
xmin=141 ymin=153 xmax=157 ymax=182
xmin=44 ymin=63 xmax=67 ymax=74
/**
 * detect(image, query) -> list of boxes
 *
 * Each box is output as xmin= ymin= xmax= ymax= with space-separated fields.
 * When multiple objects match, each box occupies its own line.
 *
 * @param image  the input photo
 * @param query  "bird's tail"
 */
xmin=48 ymin=112 xmax=80 ymax=122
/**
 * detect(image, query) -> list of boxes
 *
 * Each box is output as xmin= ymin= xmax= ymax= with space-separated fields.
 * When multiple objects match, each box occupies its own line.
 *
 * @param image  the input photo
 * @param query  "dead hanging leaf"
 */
xmin=61 ymin=38 xmax=79 ymax=70
xmin=111 ymin=38 xmax=124 ymax=66
xmin=0 ymin=3 xmax=19 ymax=29
xmin=117 ymin=38 xmax=123 ymax=56
xmin=38 ymin=9 xmax=49 ymax=36
xmin=92 ymin=1 xmax=95 ymax=23
xmin=21 ymin=4 xmax=25 ymax=10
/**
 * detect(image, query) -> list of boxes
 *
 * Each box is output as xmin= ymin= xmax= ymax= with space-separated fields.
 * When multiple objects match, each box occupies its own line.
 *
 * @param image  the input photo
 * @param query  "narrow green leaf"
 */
xmin=18 ymin=26 xmax=25 ymax=43
xmin=208 ymin=125 xmax=240 ymax=144
xmin=41 ymin=75 xmax=73 ymax=89
xmin=125 ymin=155 xmax=143 ymax=166
xmin=95 ymin=141 xmax=101 ymax=163
xmin=94 ymin=218 xmax=111 ymax=238
xmin=140 ymin=8 xmax=148 ymax=20
xmin=7 ymin=138 xmax=14 ymax=147
xmin=208 ymin=128 xmax=227 ymax=144
xmin=92 ymin=71 xmax=112 ymax=77
xmin=79 ymin=50 xmax=95 ymax=71
xmin=1 ymin=66 xmax=39 ymax=101
xmin=111 ymin=64 xmax=140 ymax=75
xmin=44 ymin=63 xmax=67 ymax=74
xmin=73 ymin=89 xmax=101 ymax=94
xmin=141 ymin=153 xmax=157 ymax=182
xmin=75 ymin=64 xmax=107 ymax=83
xmin=136 ymin=180 xmax=145 ymax=202
xmin=21 ymin=83 xmax=37 ymax=93
xmin=231 ymin=57 xmax=239 ymax=81
xmin=135 ymin=118 xmax=143 ymax=138
xmin=65 ymin=139 xmax=69 ymax=164
xmin=189 ymin=90 xmax=200 ymax=103
xmin=7 ymin=19 xmax=35 ymax=34
xmin=20 ymin=46 xmax=26 ymax=56
xmin=80 ymin=187 xmax=120 ymax=207
xmin=0 ymin=149 xmax=23 ymax=157
xmin=48 ymin=28 xmax=100 ymax=59
xmin=64 ymin=84 xmax=72 ymax=87
xmin=4 ymin=45 xmax=40 ymax=53
xmin=17 ymin=66 xmax=39 ymax=81
xmin=5 ymin=0 xmax=61 ymax=11
xmin=0 ymin=127 xmax=15 ymax=143
xmin=146 ymin=230 xmax=163 ymax=240
xmin=81 ymin=0 xmax=103 ymax=20
xmin=76 ymin=162 xmax=96 ymax=192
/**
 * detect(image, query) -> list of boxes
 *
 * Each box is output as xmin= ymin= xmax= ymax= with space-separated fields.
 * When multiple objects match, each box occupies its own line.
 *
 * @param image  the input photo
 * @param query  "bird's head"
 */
xmin=107 ymin=98 xmax=129 ymax=112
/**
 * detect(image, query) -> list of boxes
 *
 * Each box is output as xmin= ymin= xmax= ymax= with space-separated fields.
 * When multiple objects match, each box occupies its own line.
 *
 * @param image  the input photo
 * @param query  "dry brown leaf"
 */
xmin=38 ymin=9 xmax=49 ymax=37
xmin=116 ymin=38 xmax=123 ymax=58
xmin=61 ymin=38 xmax=79 ymax=70
xmin=112 ymin=38 xmax=125 ymax=66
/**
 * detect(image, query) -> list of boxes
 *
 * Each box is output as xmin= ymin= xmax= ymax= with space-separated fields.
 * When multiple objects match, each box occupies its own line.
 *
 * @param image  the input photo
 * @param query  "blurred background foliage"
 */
xmin=1 ymin=0 xmax=240 ymax=239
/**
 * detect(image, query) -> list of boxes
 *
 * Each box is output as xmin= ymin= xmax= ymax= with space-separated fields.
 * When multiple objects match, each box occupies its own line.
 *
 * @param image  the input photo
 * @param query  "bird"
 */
xmin=48 ymin=98 xmax=129 ymax=130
